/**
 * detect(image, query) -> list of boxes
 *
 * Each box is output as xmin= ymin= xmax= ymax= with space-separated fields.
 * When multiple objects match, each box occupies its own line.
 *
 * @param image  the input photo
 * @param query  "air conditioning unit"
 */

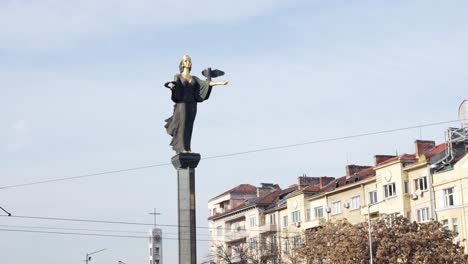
xmin=415 ymin=189 xmax=423 ymax=197
xmin=295 ymin=222 xmax=301 ymax=227
xmin=411 ymin=193 xmax=418 ymax=200
xmin=344 ymin=202 xmax=350 ymax=209
xmin=326 ymin=207 xmax=331 ymax=213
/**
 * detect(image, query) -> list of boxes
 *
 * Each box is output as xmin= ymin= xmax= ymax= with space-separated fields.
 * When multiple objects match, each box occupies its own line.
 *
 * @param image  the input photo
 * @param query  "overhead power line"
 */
xmin=0 ymin=163 xmax=170 ymax=190
xmin=0 ymin=119 xmax=461 ymax=190
xmin=0 ymin=214 xmax=302 ymax=234
xmin=0 ymin=224 xmax=210 ymax=236
xmin=0 ymin=228 xmax=212 ymax=242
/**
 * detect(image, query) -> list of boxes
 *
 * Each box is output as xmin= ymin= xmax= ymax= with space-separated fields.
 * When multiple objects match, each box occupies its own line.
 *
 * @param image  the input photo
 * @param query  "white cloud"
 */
xmin=4 ymin=119 xmax=32 ymax=152
xmin=0 ymin=0 xmax=284 ymax=51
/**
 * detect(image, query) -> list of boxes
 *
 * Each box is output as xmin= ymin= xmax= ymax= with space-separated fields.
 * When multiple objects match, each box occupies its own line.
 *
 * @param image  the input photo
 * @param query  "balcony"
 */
xmin=225 ymin=230 xmax=247 ymax=242
xmin=258 ymin=224 xmax=277 ymax=234
xmin=303 ymin=218 xmax=325 ymax=229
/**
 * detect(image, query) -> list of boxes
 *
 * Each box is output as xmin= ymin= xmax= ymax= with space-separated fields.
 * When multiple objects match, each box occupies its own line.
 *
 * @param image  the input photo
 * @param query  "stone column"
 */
xmin=171 ymin=153 xmax=201 ymax=264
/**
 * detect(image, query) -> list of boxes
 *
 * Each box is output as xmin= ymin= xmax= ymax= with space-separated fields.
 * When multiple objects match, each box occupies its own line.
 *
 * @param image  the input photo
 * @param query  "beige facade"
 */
xmin=208 ymin=134 xmax=468 ymax=263
xmin=433 ymin=154 xmax=468 ymax=250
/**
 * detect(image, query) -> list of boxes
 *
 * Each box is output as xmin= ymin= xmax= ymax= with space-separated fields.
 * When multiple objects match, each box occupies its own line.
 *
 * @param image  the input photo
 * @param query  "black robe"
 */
xmin=165 ymin=74 xmax=212 ymax=153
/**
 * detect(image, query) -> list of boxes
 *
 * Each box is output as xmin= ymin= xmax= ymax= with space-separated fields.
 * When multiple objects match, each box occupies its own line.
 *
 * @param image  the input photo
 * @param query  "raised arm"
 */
xmin=209 ymin=80 xmax=229 ymax=86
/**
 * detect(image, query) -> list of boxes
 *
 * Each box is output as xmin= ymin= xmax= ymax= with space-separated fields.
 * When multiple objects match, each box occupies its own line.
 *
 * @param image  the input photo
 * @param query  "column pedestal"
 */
xmin=171 ymin=153 xmax=201 ymax=264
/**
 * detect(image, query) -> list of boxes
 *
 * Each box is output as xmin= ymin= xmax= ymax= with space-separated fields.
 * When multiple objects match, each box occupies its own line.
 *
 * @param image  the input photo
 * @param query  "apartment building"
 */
xmin=208 ymin=128 xmax=468 ymax=262
xmin=207 ymin=178 xmax=331 ymax=263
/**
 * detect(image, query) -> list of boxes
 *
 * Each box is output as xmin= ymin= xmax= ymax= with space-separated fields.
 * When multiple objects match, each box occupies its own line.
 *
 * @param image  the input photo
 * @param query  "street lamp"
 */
xmin=85 ymin=248 xmax=107 ymax=264
xmin=367 ymin=200 xmax=384 ymax=264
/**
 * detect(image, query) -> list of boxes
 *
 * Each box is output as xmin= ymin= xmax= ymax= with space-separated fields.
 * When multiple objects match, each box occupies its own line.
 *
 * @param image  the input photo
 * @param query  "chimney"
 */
xmin=345 ymin=165 xmax=372 ymax=179
xmin=257 ymin=183 xmax=276 ymax=198
xmin=415 ymin=140 xmax=436 ymax=157
xmin=319 ymin=177 xmax=335 ymax=187
xmin=374 ymin=155 xmax=397 ymax=166
xmin=297 ymin=174 xmax=321 ymax=190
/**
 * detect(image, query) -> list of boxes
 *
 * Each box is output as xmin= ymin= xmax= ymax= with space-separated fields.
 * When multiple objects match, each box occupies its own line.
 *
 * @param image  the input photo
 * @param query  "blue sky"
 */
xmin=1 ymin=1 xmax=467 ymax=263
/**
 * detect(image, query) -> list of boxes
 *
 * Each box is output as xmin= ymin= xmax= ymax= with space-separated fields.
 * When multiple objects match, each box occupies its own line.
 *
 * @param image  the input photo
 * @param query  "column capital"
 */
xmin=171 ymin=153 xmax=201 ymax=169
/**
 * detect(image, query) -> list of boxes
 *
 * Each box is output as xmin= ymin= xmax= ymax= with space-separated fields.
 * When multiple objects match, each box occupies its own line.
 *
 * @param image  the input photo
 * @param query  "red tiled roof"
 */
xmin=424 ymin=143 xmax=447 ymax=158
xmin=318 ymin=167 xmax=376 ymax=193
xmin=303 ymin=185 xmax=321 ymax=192
xmin=208 ymin=201 xmax=249 ymax=220
xmin=208 ymin=184 xmax=257 ymax=202
xmin=377 ymin=154 xmax=417 ymax=166
xmin=209 ymin=185 xmax=299 ymax=220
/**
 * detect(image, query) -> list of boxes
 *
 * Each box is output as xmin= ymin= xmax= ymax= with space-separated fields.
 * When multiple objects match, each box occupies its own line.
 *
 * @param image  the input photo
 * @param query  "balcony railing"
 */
xmin=225 ymin=229 xmax=247 ymax=242
xmin=258 ymin=224 xmax=277 ymax=233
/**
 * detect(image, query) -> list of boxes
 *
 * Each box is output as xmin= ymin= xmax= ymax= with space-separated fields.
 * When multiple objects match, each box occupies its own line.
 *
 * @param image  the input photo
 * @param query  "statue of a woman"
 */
xmin=164 ymin=55 xmax=229 ymax=154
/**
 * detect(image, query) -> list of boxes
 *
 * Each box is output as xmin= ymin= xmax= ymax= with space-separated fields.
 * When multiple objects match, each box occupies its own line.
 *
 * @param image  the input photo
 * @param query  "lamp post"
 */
xmin=367 ymin=204 xmax=374 ymax=264
xmin=85 ymin=248 xmax=106 ymax=264
xmin=367 ymin=200 xmax=384 ymax=264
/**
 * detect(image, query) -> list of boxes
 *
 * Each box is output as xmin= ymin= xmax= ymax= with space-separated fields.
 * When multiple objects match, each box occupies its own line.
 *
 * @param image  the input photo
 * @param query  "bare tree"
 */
xmin=204 ymin=241 xmax=249 ymax=264
xmin=300 ymin=216 xmax=466 ymax=264
xmin=204 ymin=233 xmax=302 ymax=264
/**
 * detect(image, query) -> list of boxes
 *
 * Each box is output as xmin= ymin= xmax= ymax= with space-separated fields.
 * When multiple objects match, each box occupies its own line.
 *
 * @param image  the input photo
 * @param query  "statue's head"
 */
xmin=179 ymin=55 xmax=192 ymax=73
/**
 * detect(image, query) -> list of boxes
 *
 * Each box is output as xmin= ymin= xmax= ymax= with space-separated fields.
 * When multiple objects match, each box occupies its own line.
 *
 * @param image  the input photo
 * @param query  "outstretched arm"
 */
xmin=209 ymin=80 xmax=229 ymax=86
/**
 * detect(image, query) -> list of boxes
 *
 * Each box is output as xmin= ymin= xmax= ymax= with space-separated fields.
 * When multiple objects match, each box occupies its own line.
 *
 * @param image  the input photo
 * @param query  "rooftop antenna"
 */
xmin=459 ymin=100 xmax=468 ymax=128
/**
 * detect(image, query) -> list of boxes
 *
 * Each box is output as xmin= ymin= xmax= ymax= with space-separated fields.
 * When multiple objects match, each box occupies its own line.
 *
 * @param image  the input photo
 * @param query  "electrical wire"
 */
xmin=0 ymin=224 xmax=199 ymax=236
xmin=0 ymin=228 xmax=212 ymax=241
xmin=1 ymin=172 xmax=468 ymax=236
xmin=0 ymin=214 xmax=303 ymax=234
xmin=0 ymin=119 xmax=461 ymax=190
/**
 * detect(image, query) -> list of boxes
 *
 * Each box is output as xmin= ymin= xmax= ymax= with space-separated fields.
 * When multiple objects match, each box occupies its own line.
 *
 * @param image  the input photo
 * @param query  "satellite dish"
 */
xmin=459 ymin=100 xmax=468 ymax=127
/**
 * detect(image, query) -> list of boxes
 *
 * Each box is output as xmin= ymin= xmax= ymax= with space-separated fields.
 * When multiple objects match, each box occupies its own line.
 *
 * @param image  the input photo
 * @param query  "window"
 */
xmin=232 ymin=222 xmax=241 ymax=232
xmin=283 ymin=215 xmax=288 ymax=227
xmin=216 ymin=225 xmax=222 ymax=236
xmin=155 ymin=247 xmax=160 ymax=255
xmin=443 ymin=187 xmax=455 ymax=207
xmin=249 ymin=216 xmax=257 ymax=227
xmin=293 ymin=236 xmax=301 ymax=248
xmin=269 ymin=213 xmax=276 ymax=224
xmin=369 ymin=191 xmax=378 ymax=204
xmin=331 ymin=201 xmax=341 ymax=215
xmin=442 ymin=219 xmax=449 ymax=231
xmin=306 ymin=209 xmax=311 ymax=221
xmin=384 ymin=183 xmax=396 ymax=198
xmin=292 ymin=210 xmax=301 ymax=223
xmin=314 ymin=206 xmax=324 ymax=219
xmin=414 ymin=177 xmax=428 ymax=191
xmin=150 ymin=247 xmax=152 ymax=256
xmin=350 ymin=196 xmax=360 ymax=210
xmin=404 ymin=181 xmax=409 ymax=193
xmin=283 ymin=239 xmax=289 ymax=251
xmin=417 ymin=207 xmax=429 ymax=223
xmin=453 ymin=218 xmax=459 ymax=237
xmin=272 ymin=235 xmax=277 ymax=247
xmin=249 ymin=237 xmax=257 ymax=250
